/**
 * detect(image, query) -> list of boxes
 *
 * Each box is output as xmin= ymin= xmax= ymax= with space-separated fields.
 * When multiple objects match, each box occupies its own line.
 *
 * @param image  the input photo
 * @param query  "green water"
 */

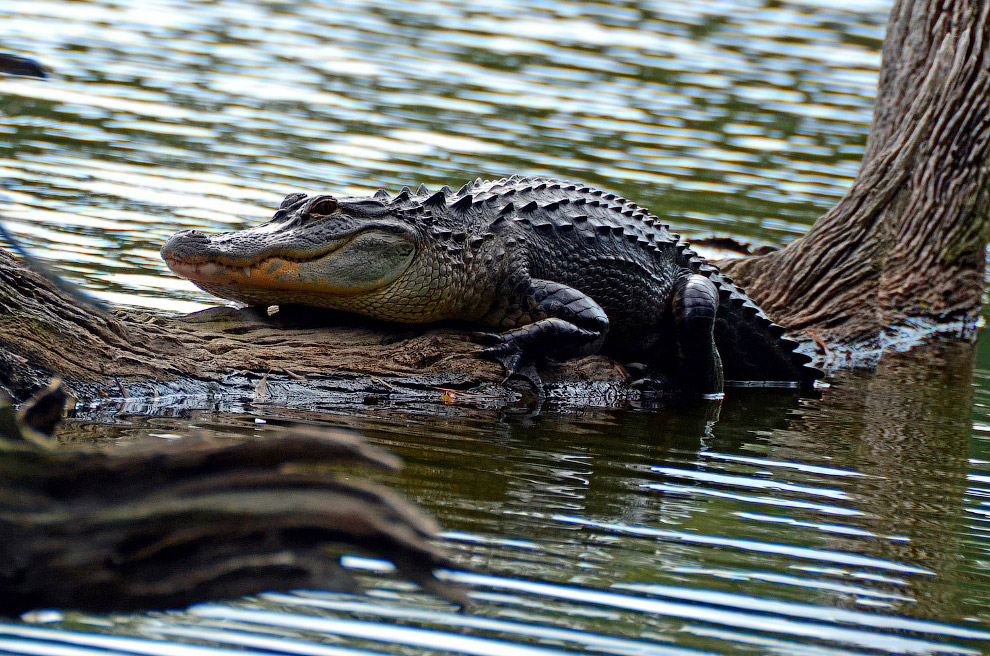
xmin=3 ymin=0 xmax=990 ymax=654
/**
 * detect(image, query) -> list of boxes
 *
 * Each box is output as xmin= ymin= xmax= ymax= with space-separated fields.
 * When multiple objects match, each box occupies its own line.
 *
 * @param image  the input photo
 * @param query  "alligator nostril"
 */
xmin=175 ymin=229 xmax=208 ymax=240
xmin=161 ymin=229 xmax=211 ymax=259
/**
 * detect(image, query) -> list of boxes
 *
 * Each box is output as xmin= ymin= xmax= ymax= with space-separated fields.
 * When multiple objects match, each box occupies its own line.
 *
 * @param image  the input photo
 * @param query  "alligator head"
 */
xmin=161 ymin=193 xmax=420 ymax=311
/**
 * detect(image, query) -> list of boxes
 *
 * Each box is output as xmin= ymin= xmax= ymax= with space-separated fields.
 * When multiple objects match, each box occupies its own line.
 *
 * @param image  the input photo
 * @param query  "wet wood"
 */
xmin=722 ymin=0 xmax=990 ymax=346
xmin=0 ymin=384 xmax=467 ymax=615
xmin=0 ymin=246 xmax=628 ymax=402
xmin=0 ymin=246 xmax=493 ymax=400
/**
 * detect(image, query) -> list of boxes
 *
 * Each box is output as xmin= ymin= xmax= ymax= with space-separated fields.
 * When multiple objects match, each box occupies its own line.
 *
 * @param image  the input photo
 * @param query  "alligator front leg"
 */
xmin=476 ymin=279 xmax=609 ymax=388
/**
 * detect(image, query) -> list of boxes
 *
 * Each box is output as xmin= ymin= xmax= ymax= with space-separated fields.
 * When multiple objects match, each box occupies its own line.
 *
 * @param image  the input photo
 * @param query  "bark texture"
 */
xmin=721 ymin=0 xmax=990 ymax=343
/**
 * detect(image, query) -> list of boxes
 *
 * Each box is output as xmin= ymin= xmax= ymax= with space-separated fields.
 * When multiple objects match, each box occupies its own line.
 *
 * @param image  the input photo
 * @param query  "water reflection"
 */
xmin=776 ymin=342 xmax=975 ymax=623
xmin=0 ymin=341 xmax=986 ymax=652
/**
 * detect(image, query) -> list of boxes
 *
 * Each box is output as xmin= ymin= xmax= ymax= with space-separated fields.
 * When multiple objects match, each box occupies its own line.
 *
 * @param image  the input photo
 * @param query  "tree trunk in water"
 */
xmin=720 ymin=0 xmax=990 ymax=343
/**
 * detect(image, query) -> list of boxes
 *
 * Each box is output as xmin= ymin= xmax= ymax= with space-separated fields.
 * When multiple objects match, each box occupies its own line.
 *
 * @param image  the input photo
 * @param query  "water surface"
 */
xmin=4 ymin=0 xmax=990 ymax=654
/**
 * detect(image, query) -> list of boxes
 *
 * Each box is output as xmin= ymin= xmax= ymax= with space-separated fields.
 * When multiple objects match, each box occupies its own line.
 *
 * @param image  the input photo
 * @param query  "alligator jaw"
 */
xmin=163 ymin=254 xmax=304 ymax=289
xmin=160 ymin=226 xmax=349 ymax=292
xmin=162 ymin=225 xmax=419 ymax=302
xmin=164 ymin=257 xmax=254 ymax=280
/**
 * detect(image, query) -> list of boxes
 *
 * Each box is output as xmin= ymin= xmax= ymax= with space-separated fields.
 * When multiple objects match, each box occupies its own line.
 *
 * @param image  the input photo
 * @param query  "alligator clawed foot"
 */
xmin=503 ymin=362 xmax=544 ymax=398
xmin=477 ymin=337 xmax=518 ymax=362
xmin=477 ymin=343 xmax=545 ymax=399
xmin=470 ymin=331 xmax=502 ymax=347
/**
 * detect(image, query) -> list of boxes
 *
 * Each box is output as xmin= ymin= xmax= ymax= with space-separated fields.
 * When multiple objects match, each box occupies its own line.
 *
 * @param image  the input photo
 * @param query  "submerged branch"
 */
xmin=0 ymin=384 xmax=468 ymax=616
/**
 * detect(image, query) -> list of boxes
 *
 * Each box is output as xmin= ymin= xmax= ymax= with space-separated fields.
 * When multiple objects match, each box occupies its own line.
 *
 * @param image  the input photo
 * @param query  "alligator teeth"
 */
xmin=244 ymin=267 xmax=252 ymax=277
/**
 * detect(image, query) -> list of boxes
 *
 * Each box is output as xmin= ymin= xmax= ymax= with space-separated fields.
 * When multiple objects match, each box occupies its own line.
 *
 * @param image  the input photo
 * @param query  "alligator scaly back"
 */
xmin=389 ymin=175 xmax=819 ymax=388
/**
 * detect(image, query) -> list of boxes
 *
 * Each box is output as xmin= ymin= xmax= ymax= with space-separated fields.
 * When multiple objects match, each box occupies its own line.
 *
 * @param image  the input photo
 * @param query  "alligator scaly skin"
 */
xmin=162 ymin=175 xmax=820 ymax=392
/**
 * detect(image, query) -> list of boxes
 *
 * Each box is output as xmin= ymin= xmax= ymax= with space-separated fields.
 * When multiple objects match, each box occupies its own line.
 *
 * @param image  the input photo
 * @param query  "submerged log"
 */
xmin=0 ymin=383 xmax=467 ymax=615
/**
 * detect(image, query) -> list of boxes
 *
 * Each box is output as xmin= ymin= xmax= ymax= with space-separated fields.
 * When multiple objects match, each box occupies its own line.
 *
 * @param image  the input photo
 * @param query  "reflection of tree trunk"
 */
xmin=722 ymin=0 xmax=990 ymax=343
xmin=772 ymin=342 xmax=974 ymax=619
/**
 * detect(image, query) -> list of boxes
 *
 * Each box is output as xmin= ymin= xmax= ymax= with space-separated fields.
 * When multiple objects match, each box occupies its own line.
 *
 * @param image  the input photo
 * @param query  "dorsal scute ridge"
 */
xmin=451 ymin=194 xmax=473 ymax=212
xmin=423 ymin=190 xmax=447 ymax=209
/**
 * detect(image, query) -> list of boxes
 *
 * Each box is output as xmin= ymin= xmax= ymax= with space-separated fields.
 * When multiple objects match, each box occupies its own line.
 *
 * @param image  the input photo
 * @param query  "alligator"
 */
xmin=161 ymin=176 xmax=820 ymax=394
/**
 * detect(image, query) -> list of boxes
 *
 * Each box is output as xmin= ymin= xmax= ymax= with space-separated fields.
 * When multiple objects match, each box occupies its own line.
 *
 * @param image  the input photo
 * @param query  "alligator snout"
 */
xmin=160 ymin=229 xmax=211 ymax=262
xmin=173 ymin=229 xmax=208 ymax=240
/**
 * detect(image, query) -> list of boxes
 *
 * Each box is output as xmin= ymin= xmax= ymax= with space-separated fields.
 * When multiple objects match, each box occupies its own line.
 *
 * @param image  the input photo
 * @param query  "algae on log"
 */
xmin=720 ymin=0 xmax=990 ymax=344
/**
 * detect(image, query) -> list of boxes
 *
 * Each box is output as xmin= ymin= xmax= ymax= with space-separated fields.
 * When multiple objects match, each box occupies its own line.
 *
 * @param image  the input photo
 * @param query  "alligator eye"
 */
xmin=310 ymin=197 xmax=339 ymax=215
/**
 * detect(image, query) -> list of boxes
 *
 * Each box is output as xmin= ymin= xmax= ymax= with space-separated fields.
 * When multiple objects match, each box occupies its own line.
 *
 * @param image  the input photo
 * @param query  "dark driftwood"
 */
xmin=721 ymin=0 xmax=990 ymax=345
xmin=0 ymin=384 xmax=467 ymax=615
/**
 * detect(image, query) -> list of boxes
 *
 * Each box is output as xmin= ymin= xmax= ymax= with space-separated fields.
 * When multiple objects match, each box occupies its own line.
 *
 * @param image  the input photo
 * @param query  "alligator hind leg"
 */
xmin=671 ymin=273 xmax=724 ymax=395
xmin=476 ymin=279 xmax=609 ymax=388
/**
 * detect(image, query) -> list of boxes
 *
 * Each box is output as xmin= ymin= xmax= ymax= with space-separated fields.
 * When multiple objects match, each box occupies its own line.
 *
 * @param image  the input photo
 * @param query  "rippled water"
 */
xmin=5 ymin=0 xmax=990 ymax=654
xmin=1 ymin=0 xmax=886 ymax=312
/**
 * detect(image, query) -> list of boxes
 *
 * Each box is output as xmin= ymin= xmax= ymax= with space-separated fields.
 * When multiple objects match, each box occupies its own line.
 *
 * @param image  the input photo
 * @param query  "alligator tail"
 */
xmin=678 ymin=245 xmax=821 ymax=388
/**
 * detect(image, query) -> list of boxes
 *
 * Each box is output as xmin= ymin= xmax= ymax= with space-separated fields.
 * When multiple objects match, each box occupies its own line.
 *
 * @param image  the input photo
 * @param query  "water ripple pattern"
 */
xmin=3 ymin=391 xmax=988 ymax=655
xmin=1 ymin=0 xmax=882 ymax=310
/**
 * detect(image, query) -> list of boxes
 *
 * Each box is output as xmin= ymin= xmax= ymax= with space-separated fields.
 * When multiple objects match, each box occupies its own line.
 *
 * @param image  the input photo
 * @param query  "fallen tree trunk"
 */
xmin=0 ymin=247 xmax=626 ymax=403
xmin=720 ymin=0 xmax=990 ymax=344
xmin=0 ymin=247 xmax=490 ymax=401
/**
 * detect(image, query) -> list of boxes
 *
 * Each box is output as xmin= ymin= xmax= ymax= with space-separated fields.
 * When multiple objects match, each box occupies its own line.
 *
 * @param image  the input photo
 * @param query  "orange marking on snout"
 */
xmin=165 ymin=256 xmax=308 ymax=291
